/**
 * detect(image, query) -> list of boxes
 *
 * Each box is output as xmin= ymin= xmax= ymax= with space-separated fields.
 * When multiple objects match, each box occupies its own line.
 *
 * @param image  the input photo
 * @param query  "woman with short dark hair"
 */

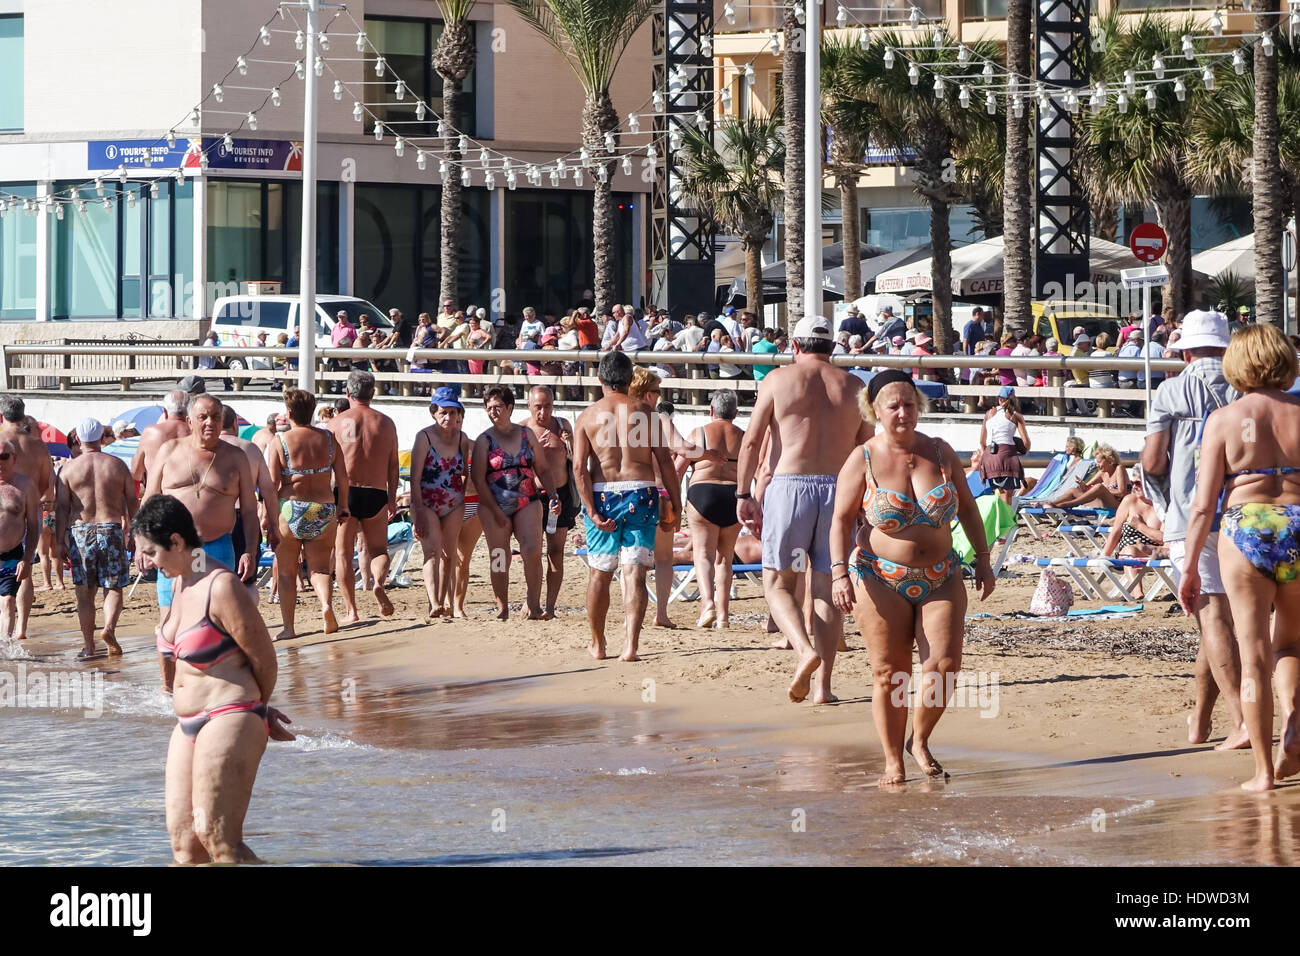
xmin=133 ymin=494 xmax=293 ymax=864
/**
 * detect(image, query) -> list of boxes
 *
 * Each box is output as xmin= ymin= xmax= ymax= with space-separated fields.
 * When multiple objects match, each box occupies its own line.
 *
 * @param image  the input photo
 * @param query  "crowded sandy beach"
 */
xmin=6 ymin=307 xmax=1300 ymax=872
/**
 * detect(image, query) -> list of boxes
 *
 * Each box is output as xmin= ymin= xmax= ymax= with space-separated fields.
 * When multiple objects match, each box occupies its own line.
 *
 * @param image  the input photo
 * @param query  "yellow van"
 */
xmin=1031 ymin=301 xmax=1122 ymax=385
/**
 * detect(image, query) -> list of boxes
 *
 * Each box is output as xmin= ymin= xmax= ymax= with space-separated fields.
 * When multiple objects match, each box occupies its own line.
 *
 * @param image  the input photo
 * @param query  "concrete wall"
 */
xmin=22 ymin=1 xmax=204 ymax=139
xmin=0 ymin=321 xmax=204 ymax=346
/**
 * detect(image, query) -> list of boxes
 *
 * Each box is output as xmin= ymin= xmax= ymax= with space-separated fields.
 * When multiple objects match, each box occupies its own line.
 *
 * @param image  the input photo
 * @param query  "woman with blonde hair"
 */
xmin=1181 ymin=323 xmax=1300 ymax=791
xmin=830 ymin=370 xmax=993 ymax=787
xmin=1052 ymin=441 xmax=1128 ymax=510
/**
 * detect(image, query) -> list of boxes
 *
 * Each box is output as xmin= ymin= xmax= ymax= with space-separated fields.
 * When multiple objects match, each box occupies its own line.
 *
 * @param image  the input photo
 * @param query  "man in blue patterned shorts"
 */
xmin=55 ymin=419 xmax=139 ymax=660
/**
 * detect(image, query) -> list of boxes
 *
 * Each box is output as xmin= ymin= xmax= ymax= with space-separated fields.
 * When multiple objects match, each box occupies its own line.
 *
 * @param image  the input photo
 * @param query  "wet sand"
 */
xmin=13 ymin=544 xmax=1300 ymax=865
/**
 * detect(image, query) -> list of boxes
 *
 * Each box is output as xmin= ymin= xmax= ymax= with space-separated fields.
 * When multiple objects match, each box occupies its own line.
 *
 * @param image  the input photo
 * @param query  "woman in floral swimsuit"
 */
xmin=410 ymin=386 xmax=473 ymax=621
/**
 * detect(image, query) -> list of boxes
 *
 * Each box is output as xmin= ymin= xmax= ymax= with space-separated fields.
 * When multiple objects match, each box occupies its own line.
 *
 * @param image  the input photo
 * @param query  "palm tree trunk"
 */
xmin=930 ymin=193 xmax=952 ymax=358
xmin=1092 ymin=202 xmax=1118 ymax=244
xmin=744 ymin=237 xmax=765 ymax=314
xmin=1002 ymin=0 xmax=1033 ymax=335
xmin=1253 ymin=3 xmax=1284 ymax=326
xmin=584 ymin=91 xmax=619 ymax=316
xmin=782 ymin=10 xmax=804 ymax=328
xmin=1155 ymin=185 xmax=1193 ymax=318
xmin=439 ymin=77 xmax=464 ymax=307
xmin=840 ymin=176 xmax=861 ymax=301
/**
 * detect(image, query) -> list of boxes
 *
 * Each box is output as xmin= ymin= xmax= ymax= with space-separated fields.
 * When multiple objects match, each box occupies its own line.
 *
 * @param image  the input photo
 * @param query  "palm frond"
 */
xmin=507 ymin=0 xmax=657 ymax=93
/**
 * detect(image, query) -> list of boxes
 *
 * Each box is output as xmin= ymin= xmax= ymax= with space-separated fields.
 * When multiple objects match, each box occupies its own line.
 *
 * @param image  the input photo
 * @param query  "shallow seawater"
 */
xmin=2 ymin=631 xmax=1296 ymax=866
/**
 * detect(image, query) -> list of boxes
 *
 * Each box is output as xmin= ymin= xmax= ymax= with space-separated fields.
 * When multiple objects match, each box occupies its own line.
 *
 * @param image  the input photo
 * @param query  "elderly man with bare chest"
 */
xmin=327 ymin=371 xmax=399 ymax=622
xmin=0 ymin=396 xmax=53 ymax=643
xmin=131 ymin=390 xmax=191 ymax=487
xmin=0 ymin=439 xmax=40 ymax=644
xmin=55 ymin=419 xmax=139 ymax=659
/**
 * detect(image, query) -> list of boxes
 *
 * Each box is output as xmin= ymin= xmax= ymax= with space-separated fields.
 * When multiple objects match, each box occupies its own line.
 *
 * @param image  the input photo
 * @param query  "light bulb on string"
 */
xmin=480 ymin=147 xmax=491 ymax=165
xmin=166 ymin=131 xmax=176 ymax=148
xmin=670 ymin=127 xmax=683 ymax=151
xmin=695 ymin=110 xmax=707 ymax=131
xmin=957 ymin=45 xmax=969 ymax=65
xmin=1262 ymin=31 xmax=1275 ymax=56
xmin=1125 ymin=69 xmax=1136 ymax=95
xmin=260 ymin=25 xmax=271 ymax=45
xmin=701 ymin=35 xmax=712 ymax=57
xmin=933 ymin=75 xmax=944 ymax=101
xmin=574 ymin=168 xmax=584 ymax=187
xmin=958 ymin=84 xmax=970 ymax=108
xmin=605 ymin=131 xmax=617 ymax=152
xmin=237 ymin=56 xmax=248 ymax=75
xmin=375 ymin=56 xmax=386 ymax=77
xmin=94 ymin=176 xmax=104 ymax=196
xmin=439 ymin=159 xmax=448 ymax=178
xmin=55 ymin=203 xmax=63 ymax=221
xmin=438 ymin=120 xmax=448 ymax=139
xmin=1066 ymin=90 xmax=1079 ymax=114
xmin=150 ymin=182 xmax=159 ymax=199
xmin=1233 ymin=49 xmax=1246 ymax=74
xmin=507 ymin=171 xmax=517 ymax=190
xmin=908 ymin=63 xmax=919 ymax=85
xmin=224 ymin=132 xmax=234 ymax=151
xmin=126 ymin=189 xmax=136 ymax=208
xmin=416 ymin=101 xmax=426 ymax=121
xmin=653 ymin=90 xmax=664 ymax=112
xmin=394 ymin=137 xmax=405 ymax=157
xmin=1037 ymin=87 xmax=1050 ymax=111
xmin=191 ymin=108 xmax=200 ymax=125
xmin=884 ymin=47 xmax=895 ymax=69
xmin=319 ymin=32 xmax=329 ymax=51
xmin=647 ymin=143 xmax=657 ymax=161
xmin=629 ymin=112 xmax=640 ymax=133
xmin=395 ymin=80 xmax=405 ymax=100
xmin=374 ymin=121 xmax=384 ymax=142
xmin=909 ymin=5 xmax=920 ymax=27
xmin=1202 ymin=66 xmax=1215 ymax=90
xmin=273 ymin=86 xmax=282 ymax=106
xmin=353 ymin=101 xmax=363 ymax=122
xmin=1182 ymin=35 xmax=1194 ymax=60
xmin=724 ymin=2 xmax=736 ymax=25
xmin=859 ymin=29 xmax=871 ymax=50
xmin=247 ymin=111 xmax=257 ymax=131
xmin=461 ymin=166 xmax=470 ymax=186
xmin=770 ymin=33 xmax=780 ymax=55
xmin=213 ymin=83 xmax=223 ymax=103
xmin=1211 ymin=11 xmax=1223 ymax=36
xmin=356 ymin=31 xmax=366 ymax=52
xmin=295 ymin=29 xmax=304 ymax=50
xmin=580 ymin=147 xmax=591 ymax=167
xmin=1145 ymin=86 xmax=1157 ymax=109
xmin=314 ymin=56 xmax=323 ymax=76
xmin=794 ymin=4 xmax=805 ymax=25
xmin=331 ymin=81 xmax=341 ymax=101
xmin=458 ymin=134 xmax=468 ymax=152
xmin=836 ymin=5 xmax=847 ymax=28
xmin=597 ymin=164 xmax=608 ymax=183
xmin=1174 ymin=78 xmax=1186 ymax=101
xmin=295 ymin=60 xmax=304 ymax=79
xmin=982 ymin=61 xmax=993 ymax=83
xmin=1153 ymin=55 xmax=1165 ymax=80
xmin=985 ymin=91 xmax=996 ymax=114
xmin=118 ymin=165 xmax=128 ymax=184
xmin=932 ymin=27 xmax=943 ymax=45
xmin=744 ymin=64 xmax=755 ymax=85
xmin=557 ymin=158 xmax=567 ymax=179
xmin=1090 ymin=86 xmax=1102 ymax=114
xmin=549 ymin=169 xmax=559 ymax=187
xmin=77 ymin=200 xmax=87 ymax=218
xmin=103 ymin=198 xmax=113 ymax=214
xmin=721 ymin=87 xmax=733 ymax=109
xmin=622 ymin=156 xmax=632 ymax=175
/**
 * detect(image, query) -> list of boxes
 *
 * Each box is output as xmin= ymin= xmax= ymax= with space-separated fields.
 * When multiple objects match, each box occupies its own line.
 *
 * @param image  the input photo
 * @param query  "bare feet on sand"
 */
xmin=619 ymin=648 xmax=639 ymax=662
xmin=100 ymin=630 xmax=122 ymax=656
xmin=788 ymin=652 xmax=821 ymax=703
xmin=494 ymin=605 xmax=509 ymax=621
xmin=342 ymin=611 xmax=361 ymax=626
xmin=877 ymin=766 xmax=906 ymax=790
xmin=812 ymin=693 xmax=839 ymax=705
xmin=1241 ymin=774 xmax=1276 ymax=792
xmin=654 ymin=618 xmax=677 ymax=629
xmin=323 ymin=608 xmax=339 ymax=634
xmin=375 ymin=587 xmax=394 ymax=617
xmin=273 ymin=628 xmax=296 ymax=642
xmin=837 ymin=636 xmax=849 ymax=652
xmin=1187 ymin=712 xmax=1213 ymax=745
xmin=589 ymin=638 xmax=606 ymax=660
xmin=765 ymin=616 xmax=780 ymax=635
xmin=770 ymin=636 xmax=793 ymax=650
xmin=1216 ymin=724 xmax=1251 ymax=751
xmin=1274 ymin=714 xmax=1300 ymax=779
xmin=906 ymin=736 xmax=947 ymax=777
xmin=540 ymin=610 xmax=555 ymax=621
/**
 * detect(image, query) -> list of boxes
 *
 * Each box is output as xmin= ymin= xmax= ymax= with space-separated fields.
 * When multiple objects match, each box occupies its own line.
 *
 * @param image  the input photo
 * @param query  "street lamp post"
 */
xmin=803 ymin=0 xmax=822 ymax=324
xmin=298 ymin=0 xmax=319 ymax=392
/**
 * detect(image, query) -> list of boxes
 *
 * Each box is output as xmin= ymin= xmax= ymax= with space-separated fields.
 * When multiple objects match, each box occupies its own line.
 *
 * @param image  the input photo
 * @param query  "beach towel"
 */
xmin=951 ymin=495 xmax=1016 ymax=564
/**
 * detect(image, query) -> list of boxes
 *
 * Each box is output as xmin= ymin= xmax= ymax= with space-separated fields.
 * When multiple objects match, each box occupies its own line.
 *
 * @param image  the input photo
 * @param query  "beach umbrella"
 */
xmin=238 ymin=424 xmax=261 ymax=440
xmin=101 ymin=436 xmax=138 ymax=465
xmin=115 ymin=405 xmax=165 ymax=430
xmin=46 ymin=442 xmax=71 ymax=459
xmin=1192 ymin=232 xmax=1298 ymax=286
xmin=38 ymin=422 xmax=67 ymax=444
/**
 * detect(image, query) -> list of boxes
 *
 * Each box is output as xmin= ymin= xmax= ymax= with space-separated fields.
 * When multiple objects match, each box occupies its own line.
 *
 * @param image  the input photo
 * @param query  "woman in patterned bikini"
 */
xmin=267 ymin=388 xmax=349 ymax=641
xmin=411 ymin=386 xmax=472 ymax=621
xmin=829 ymin=370 xmax=994 ymax=788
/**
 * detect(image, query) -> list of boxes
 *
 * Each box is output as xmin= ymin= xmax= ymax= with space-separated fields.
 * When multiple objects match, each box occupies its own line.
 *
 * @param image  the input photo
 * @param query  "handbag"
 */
xmin=1013 ymin=437 xmax=1027 ymax=456
xmin=1029 ymin=569 xmax=1074 ymax=616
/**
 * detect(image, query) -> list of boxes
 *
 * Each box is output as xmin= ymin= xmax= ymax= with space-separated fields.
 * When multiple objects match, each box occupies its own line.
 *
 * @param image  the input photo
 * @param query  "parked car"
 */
xmin=208 ymin=294 xmax=392 ymax=372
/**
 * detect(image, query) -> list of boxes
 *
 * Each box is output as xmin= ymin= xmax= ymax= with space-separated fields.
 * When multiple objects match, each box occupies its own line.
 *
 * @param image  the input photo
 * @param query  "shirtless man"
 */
xmin=523 ymin=385 xmax=578 ymax=619
xmin=221 ymin=404 xmax=281 ymax=597
xmin=736 ymin=315 xmax=871 ymax=704
xmin=250 ymin=414 xmax=278 ymax=459
xmin=0 ymin=439 xmax=40 ymax=644
xmin=131 ymin=391 xmax=191 ymax=487
xmin=0 ymin=396 xmax=53 ymax=642
xmin=144 ymin=394 xmax=258 ymax=690
xmin=327 ymin=371 xmax=399 ymax=622
xmin=55 ymin=419 xmax=138 ymax=659
xmin=573 ymin=352 xmax=680 ymax=661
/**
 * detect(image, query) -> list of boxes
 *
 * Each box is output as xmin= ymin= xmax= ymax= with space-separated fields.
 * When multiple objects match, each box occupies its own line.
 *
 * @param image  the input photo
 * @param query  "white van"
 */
xmin=208 ymin=294 xmax=392 ymax=369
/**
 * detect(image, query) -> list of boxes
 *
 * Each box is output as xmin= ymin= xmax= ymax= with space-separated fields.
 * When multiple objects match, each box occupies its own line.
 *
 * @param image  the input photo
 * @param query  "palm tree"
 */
xmin=1002 ymin=0 xmax=1033 ymax=335
xmin=851 ymin=32 xmax=1002 ymax=357
xmin=677 ymin=116 xmax=786 ymax=313
xmin=821 ymin=33 xmax=876 ymax=303
xmin=433 ymin=0 xmax=478 ymax=308
xmin=1082 ymin=13 xmax=1209 ymax=318
xmin=955 ymin=114 xmax=1006 ymax=240
xmin=1252 ymin=1 xmax=1284 ymax=325
xmin=782 ymin=11 xmax=805 ymax=324
xmin=508 ymin=0 xmax=657 ymax=314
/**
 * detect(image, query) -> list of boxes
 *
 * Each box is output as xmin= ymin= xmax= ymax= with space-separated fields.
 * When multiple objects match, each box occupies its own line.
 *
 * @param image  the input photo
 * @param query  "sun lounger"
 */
xmin=1024 ymin=556 xmax=1177 ymax=603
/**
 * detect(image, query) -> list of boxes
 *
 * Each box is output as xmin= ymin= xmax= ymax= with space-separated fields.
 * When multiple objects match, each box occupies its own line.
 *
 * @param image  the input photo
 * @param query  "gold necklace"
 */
xmin=191 ymin=447 xmax=218 ymax=499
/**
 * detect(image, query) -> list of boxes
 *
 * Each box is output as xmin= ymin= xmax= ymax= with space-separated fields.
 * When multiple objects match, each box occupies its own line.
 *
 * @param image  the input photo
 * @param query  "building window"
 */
xmin=0 ymin=16 xmax=22 ymax=132
xmin=206 ymin=180 xmax=339 ymax=301
xmin=354 ymin=183 xmax=490 ymax=321
xmin=863 ymin=204 xmax=983 ymax=252
xmin=963 ymin=0 xmax=1008 ymax=19
xmin=364 ymin=17 xmax=477 ymax=139
xmin=0 ymin=184 xmax=37 ymax=319
xmin=52 ymin=180 xmax=194 ymax=319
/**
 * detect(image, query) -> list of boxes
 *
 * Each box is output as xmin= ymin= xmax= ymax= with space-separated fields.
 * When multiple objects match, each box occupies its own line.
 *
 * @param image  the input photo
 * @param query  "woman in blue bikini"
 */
xmin=1181 ymin=324 xmax=1300 ymax=791
xmin=829 ymin=370 xmax=994 ymax=788
xmin=268 ymin=388 xmax=350 ymax=642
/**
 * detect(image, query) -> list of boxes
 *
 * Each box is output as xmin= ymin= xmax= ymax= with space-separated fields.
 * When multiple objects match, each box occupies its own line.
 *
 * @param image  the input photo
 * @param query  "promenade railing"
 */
xmin=0 ymin=343 xmax=1184 ymax=423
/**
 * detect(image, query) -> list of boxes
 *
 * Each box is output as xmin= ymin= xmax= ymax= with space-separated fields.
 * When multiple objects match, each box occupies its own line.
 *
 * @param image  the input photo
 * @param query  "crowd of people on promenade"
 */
xmin=11 ymin=293 xmax=1300 ymax=862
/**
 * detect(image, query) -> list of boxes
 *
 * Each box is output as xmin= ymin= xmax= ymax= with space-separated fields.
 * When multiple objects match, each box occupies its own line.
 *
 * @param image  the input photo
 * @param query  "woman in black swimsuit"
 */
xmin=686 ymin=389 xmax=746 ymax=628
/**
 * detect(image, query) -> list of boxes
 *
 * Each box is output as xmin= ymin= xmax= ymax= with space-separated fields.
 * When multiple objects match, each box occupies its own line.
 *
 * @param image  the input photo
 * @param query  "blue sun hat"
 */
xmin=430 ymin=385 xmax=463 ymax=411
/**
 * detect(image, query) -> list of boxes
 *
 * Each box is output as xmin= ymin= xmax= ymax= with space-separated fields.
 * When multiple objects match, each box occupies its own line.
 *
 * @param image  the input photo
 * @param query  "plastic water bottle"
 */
xmin=546 ymin=508 xmax=558 ymax=535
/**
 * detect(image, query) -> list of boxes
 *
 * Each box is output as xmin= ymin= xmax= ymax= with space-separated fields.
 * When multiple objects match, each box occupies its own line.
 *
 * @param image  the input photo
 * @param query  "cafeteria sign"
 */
xmin=182 ymin=138 xmax=303 ymax=171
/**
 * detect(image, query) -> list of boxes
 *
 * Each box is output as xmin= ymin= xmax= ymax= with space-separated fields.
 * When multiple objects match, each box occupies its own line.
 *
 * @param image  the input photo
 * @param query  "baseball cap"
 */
xmin=1178 ymin=309 xmax=1231 ymax=350
xmin=429 ymin=385 xmax=464 ymax=411
xmin=915 ymin=333 xmax=933 ymax=346
xmin=1073 ymin=334 xmax=1091 ymax=348
xmin=112 ymin=420 xmax=132 ymax=436
xmin=793 ymin=315 xmax=833 ymax=340
xmin=891 ymin=335 xmax=905 ymax=347
xmin=76 ymin=418 xmax=104 ymax=443
xmin=177 ymin=374 xmax=206 ymax=395
xmin=1238 ymin=305 xmax=1250 ymax=314
xmin=998 ymin=385 xmax=1015 ymax=399
xmin=722 ymin=306 xmax=736 ymax=316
